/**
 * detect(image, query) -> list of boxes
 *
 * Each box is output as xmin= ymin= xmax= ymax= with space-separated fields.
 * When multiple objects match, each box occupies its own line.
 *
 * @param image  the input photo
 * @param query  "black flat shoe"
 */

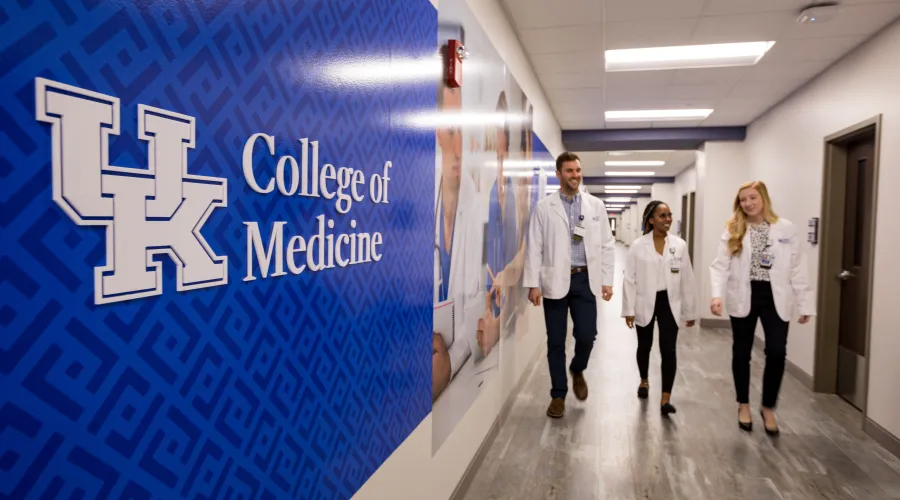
xmin=760 ymin=410 xmax=780 ymax=436
xmin=661 ymin=403 xmax=676 ymax=415
xmin=637 ymin=385 xmax=649 ymax=399
xmin=738 ymin=409 xmax=753 ymax=432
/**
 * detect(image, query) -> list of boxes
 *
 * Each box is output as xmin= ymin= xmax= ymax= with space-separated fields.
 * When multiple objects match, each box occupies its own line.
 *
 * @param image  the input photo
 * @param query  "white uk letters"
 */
xmin=35 ymin=78 xmax=228 ymax=305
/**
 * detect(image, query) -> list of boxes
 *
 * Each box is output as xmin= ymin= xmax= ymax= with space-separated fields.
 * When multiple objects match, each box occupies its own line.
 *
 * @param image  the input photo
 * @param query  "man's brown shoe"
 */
xmin=546 ymin=398 xmax=565 ymax=418
xmin=571 ymin=371 xmax=588 ymax=401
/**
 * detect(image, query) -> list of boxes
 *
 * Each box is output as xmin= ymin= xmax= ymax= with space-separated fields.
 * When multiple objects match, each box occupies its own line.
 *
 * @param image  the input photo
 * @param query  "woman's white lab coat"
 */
xmin=523 ymin=191 xmax=615 ymax=300
xmin=709 ymin=218 xmax=815 ymax=321
xmin=622 ymin=233 xmax=697 ymax=328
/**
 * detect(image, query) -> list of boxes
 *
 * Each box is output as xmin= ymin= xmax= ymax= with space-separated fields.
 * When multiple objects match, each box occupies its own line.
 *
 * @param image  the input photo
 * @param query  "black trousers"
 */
xmin=636 ymin=291 xmax=679 ymax=394
xmin=543 ymin=270 xmax=597 ymax=399
xmin=730 ymin=281 xmax=789 ymax=409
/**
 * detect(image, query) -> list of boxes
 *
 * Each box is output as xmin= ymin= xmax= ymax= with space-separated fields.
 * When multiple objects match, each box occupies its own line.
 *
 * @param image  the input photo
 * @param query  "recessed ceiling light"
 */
xmin=605 ymin=41 xmax=776 ymax=72
xmin=605 ymin=189 xmax=638 ymax=194
xmin=605 ymin=197 xmax=632 ymax=203
xmin=605 ymin=171 xmax=655 ymax=176
xmin=606 ymin=185 xmax=642 ymax=190
xmin=606 ymin=109 xmax=713 ymax=122
xmin=605 ymin=161 xmax=666 ymax=167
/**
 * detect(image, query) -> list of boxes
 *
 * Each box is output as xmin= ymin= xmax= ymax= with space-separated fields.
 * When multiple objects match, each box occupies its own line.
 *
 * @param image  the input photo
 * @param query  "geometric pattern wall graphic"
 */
xmin=0 ymin=0 xmax=436 ymax=498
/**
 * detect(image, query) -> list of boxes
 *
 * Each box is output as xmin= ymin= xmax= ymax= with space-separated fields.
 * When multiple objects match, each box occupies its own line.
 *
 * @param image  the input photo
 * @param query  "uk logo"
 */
xmin=35 ymin=78 xmax=229 ymax=305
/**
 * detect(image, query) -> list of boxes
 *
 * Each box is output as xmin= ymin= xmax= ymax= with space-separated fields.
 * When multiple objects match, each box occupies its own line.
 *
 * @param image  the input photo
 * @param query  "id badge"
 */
xmin=573 ymin=224 xmax=586 ymax=242
xmin=670 ymin=267 xmax=680 ymax=274
xmin=760 ymin=253 xmax=773 ymax=269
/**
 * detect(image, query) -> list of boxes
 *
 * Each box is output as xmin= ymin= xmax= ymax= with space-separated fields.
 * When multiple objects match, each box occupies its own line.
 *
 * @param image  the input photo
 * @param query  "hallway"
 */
xmin=464 ymin=244 xmax=900 ymax=500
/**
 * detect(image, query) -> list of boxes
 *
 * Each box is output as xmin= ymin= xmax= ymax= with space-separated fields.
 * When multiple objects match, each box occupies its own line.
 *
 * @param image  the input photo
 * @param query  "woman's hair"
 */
xmin=726 ymin=180 xmax=779 ymax=255
xmin=641 ymin=200 xmax=667 ymax=235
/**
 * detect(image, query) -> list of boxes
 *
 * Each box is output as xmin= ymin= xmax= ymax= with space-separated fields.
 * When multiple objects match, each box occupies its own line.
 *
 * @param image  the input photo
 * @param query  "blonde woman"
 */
xmin=710 ymin=181 xmax=815 ymax=435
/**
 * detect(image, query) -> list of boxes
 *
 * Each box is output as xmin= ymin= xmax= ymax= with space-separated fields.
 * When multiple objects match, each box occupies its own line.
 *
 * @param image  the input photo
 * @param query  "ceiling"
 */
xmin=501 ymin=0 xmax=900 ymax=132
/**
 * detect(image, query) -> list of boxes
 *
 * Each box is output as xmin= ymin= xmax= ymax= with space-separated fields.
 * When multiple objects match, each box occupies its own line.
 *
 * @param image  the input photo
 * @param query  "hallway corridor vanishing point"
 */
xmin=464 ymin=244 xmax=900 ymax=500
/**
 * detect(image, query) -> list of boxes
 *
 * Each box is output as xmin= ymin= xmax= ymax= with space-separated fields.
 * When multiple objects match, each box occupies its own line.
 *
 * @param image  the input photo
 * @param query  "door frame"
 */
xmin=813 ymin=115 xmax=882 ymax=414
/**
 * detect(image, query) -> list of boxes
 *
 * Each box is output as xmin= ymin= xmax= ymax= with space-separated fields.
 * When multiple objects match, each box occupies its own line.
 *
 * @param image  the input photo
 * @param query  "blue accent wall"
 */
xmin=0 ymin=1 xmax=436 ymax=498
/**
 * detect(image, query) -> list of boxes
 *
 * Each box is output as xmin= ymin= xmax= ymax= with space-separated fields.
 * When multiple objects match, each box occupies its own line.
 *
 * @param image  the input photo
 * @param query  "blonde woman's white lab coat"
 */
xmin=709 ymin=218 xmax=815 ymax=321
xmin=622 ymin=233 xmax=697 ymax=328
xmin=523 ymin=190 xmax=615 ymax=300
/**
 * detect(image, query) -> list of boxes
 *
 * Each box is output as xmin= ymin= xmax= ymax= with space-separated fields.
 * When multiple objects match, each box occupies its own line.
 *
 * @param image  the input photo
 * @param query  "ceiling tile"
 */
xmin=503 ymin=0 xmax=603 ymax=29
xmin=538 ymin=71 xmax=605 ymax=89
xmin=652 ymin=120 xmax=705 ymax=128
xmin=782 ymin=3 xmax=900 ymax=39
xmin=531 ymin=51 xmax=603 ymax=74
xmin=702 ymin=0 xmax=808 ymax=16
xmin=692 ymin=12 xmax=795 ymax=45
xmin=606 ymin=70 xmax=675 ymax=90
xmin=605 ymin=0 xmax=707 ymax=23
xmin=762 ymin=36 xmax=867 ymax=64
xmin=671 ymin=66 xmax=751 ymax=86
xmin=520 ymin=24 xmax=603 ymax=55
xmin=548 ymin=87 xmax=605 ymax=105
xmin=665 ymin=84 xmax=732 ymax=101
xmin=604 ymin=18 xmax=697 ymax=50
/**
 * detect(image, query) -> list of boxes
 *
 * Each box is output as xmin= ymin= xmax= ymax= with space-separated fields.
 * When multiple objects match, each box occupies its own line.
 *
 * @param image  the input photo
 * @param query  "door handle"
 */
xmin=838 ymin=270 xmax=855 ymax=280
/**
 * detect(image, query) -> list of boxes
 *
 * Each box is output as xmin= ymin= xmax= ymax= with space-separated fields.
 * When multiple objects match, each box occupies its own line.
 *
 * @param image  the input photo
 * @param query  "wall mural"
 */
xmin=0 ymin=1 xmax=435 ymax=498
xmin=431 ymin=0 xmax=556 ymax=452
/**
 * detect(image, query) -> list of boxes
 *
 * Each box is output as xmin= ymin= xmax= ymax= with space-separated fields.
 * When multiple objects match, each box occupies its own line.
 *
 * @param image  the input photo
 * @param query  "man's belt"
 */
xmin=571 ymin=266 xmax=586 ymax=274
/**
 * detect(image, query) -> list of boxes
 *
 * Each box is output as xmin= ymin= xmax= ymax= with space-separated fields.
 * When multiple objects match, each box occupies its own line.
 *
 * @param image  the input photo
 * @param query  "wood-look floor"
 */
xmin=463 ymin=248 xmax=900 ymax=500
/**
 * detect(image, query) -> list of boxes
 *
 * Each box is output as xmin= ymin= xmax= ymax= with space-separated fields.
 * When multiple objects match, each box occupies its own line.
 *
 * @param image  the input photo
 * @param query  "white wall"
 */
xmin=353 ymin=1 xmax=564 ymax=498
xmin=694 ymin=144 xmax=750 ymax=322
xmin=743 ymin=20 xmax=900 ymax=439
xmin=650 ymin=183 xmax=675 ymax=208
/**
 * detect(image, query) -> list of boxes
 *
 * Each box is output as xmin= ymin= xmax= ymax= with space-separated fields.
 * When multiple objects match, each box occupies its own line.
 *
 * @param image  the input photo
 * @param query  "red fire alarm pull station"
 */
xmin=446 ymin=39 xmax=464 ymax=88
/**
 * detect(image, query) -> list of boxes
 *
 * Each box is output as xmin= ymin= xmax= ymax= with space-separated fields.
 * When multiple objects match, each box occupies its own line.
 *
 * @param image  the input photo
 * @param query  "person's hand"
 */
xmin=528 ymin=287 xmax=542 ymax=306
xmin=477 ymin=315 xmax=500 ymax=356
xmin=685 ymin=320 xmax=696 ymax=328
xmin=601 ymin=286 xmax=613 ymax=302
xmin=432 ymin=333 xmax=451 ymax=401
xmin=799 ymin=315 xmax=811 ymax=324
xmin=489 ymin=271 xmax=503 ymax=307
xmin=710 ymin=298 xmax=723 ymax=317
xmin=625 ymin=316 xmax=635 ymax=329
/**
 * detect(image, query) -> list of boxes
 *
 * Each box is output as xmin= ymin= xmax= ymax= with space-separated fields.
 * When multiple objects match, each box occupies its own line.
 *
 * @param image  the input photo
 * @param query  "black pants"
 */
xmin=543 ymin=270 xmax=597 ymax=399
xmin=636 ymin=291 xmax=679 ymax=394
xmin=730 ymin=281 xmax=789 ymax=409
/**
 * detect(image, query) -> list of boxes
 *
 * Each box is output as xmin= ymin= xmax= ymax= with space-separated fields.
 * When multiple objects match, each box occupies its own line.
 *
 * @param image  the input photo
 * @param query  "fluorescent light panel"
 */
xmin=605 ymin=189 xmax=638 ymax=194
xmin=605 ymin=41 xmax=776 ymax=72
xmin=606 ymin=185 xmax=642 ymax=190
xmin=605 ymin=171 xmax=655 ymax=176
xmin=605 ymin=161 xmax=665 ymax=167
xmin=606 ymin=109 xmax=713 ymax=122
xmin=605 ymin=197 xmax=632 ymax=202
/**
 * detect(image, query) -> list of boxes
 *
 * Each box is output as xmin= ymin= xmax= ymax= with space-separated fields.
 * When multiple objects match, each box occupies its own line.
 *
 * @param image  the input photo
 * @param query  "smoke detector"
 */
xmin=797 ymin=2 xmax=841 ymax=24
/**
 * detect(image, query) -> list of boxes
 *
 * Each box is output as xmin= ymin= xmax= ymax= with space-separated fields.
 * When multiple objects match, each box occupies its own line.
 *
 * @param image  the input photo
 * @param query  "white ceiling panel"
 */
xmin=692 ymin=12 xmax=795 ymax=45
xmin=530 ymin=51 xmax=603 ymax=74
xmin=782 ymin=3 xmax=900 ymax=39
xmin=604 ymin=18 xmax=697 ymax=50
xmin=701 ymin=0 xmax=808 ymax=17
xmin=547 ymin=87 xmax=605 ymax=105
xmin=505 ymin=0 xmax=603 ymax=29
xmin=519 ymin=24 xmax=603 ymax=55
xmin=499 ymin=0 xmax=899 ymax=133
xmin=605 ymin=0 xmax=707 ymax=23
xmin=539 ymin=71 xmax=605 ymax=89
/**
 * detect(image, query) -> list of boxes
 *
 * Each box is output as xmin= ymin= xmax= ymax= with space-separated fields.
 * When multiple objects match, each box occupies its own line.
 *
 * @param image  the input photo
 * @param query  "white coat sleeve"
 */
xmin=709 ymin=230 xmax=732 ymax=299
xmin=523 ymin=204 xmax=544 ymax=289
xmin=595 ymin=199 xmax=616 ymax=287
xmin=680 ymin=244 xmax=698 ymax=321
xmin=790 ymin=225 xmax=816 ymax=316
xmin=621 ymin=245 xmax=638 ymax=318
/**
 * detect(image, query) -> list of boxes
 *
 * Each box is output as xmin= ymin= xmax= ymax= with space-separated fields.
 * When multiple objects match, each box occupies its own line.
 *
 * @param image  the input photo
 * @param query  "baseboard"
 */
xmin=865 ymin=418 xmax=900 ymax=461
xmin=449 ymin=342 xmax=544 ymax=500
xmin=700 ymin=318 xmax=730 ymax=328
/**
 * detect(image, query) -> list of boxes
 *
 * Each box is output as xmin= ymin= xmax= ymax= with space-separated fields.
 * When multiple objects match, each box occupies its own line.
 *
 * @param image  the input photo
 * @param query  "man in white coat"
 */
xmin=524 ymin=152 xmax=616 ymax=418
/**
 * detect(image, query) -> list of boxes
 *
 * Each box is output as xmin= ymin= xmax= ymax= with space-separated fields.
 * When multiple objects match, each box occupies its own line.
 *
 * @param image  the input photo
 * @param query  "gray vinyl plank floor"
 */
xmin=463 ymin=245 xmax=900 ymax=500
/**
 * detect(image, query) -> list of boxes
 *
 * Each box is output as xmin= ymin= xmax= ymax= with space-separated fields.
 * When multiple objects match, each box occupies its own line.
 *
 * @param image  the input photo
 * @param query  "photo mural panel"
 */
xmin=0 ymin=1 xmax=436 ymax=498
xmin=431 ymin=0 xmax=557 ymax=453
